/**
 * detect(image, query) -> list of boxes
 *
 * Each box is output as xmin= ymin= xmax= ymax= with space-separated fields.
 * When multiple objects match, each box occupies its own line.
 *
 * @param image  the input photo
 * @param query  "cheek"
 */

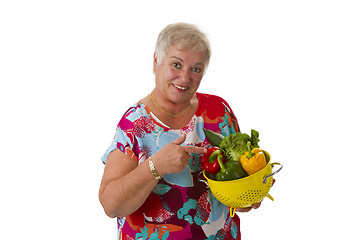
xmin=160 ymin=68 xmax=177 ymax=81
xmin=192 ymin=75 xmax=203 ymax=86
xmin=155 ymin=68 xmax=172 ymax=84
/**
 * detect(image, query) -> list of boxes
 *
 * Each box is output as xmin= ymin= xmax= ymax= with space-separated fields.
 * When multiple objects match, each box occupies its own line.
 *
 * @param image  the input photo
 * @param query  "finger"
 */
xmin=172 ymin=133 xmax=186 ymax=145
xmin=183 ymin=145 xmax=207 ymax=154
xmin=235 ymin=207 xmax=252 ymax=213
xmin=251 ymin=202 xmax=261 ymax=209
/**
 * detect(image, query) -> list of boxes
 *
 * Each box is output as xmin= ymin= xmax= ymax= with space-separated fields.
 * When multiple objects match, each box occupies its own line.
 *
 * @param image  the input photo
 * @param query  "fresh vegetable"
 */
xmin=203 ymin=128 xmax=224 ymax=147
xmin=219 ymin=129 xmax=260 ymax=162
xmin=240 ymin=141 xmax=267 ymax=175
xmin=203 ymin=128 xmax=263 ymax=180
xmin=215 ymin=155 xmax=248 ymax=181
xmin=200 ymin=147 xmax=225 ymax=174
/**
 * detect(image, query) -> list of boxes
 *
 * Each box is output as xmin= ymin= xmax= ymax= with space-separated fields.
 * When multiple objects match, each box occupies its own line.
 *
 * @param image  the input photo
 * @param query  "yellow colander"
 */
xmin=199 ymin=150 xmax=282 ymax=217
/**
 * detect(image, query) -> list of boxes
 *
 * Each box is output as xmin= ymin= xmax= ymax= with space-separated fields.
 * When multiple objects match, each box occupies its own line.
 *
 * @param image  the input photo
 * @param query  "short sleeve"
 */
xmin=101 ymin=126 xmax=132 ymax=164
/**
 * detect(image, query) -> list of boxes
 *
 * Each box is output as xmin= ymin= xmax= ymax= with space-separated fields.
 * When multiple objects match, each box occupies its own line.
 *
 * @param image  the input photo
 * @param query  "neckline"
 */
xmin=142 ymin=92 xmax=202 ymax=131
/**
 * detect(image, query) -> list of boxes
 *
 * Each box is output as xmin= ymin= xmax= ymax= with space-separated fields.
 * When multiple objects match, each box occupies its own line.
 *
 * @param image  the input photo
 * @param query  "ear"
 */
xmin=153 ymin=53 xmax=157 ymax=73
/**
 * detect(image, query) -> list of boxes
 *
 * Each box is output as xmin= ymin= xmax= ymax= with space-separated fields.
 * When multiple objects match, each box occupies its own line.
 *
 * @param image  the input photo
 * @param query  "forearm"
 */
xmin=100 ymin=158 xmax=158 ymax=218
xmin=99 ymin=135 xmax=205 ymax=218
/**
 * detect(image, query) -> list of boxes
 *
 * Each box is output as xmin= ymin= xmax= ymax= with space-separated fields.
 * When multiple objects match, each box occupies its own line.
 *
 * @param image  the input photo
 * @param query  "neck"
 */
xmin=150 ymin=92 xmax=193 ymax=118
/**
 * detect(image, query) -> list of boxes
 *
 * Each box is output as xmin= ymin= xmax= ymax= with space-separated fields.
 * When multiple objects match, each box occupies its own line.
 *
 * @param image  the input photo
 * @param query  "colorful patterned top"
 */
xmin=102 ymin=93 xmax=241 ymax=240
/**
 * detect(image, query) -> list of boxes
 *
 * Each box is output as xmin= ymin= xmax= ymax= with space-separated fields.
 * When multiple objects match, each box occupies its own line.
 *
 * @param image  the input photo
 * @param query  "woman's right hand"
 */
xmin=152 ymin=133 xmax=206 ymax=176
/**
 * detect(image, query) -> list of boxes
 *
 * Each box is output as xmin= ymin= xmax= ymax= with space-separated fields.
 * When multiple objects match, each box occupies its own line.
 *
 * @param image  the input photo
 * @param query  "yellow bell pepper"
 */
xmin=240 ymin=141 xmax=266 ymax=175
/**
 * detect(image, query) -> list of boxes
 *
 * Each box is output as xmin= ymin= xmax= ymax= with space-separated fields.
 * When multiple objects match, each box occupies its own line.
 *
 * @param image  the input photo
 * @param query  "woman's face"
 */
xmin=153 ymin=44 xmax=207 ymax=104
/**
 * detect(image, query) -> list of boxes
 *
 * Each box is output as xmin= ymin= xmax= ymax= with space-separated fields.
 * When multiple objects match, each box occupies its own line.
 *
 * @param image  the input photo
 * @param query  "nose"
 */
xmin=179 ymin=68 xmax=191 ymax=82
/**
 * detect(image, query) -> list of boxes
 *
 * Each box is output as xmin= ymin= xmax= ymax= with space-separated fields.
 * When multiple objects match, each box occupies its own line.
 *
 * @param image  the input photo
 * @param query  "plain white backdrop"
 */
xmin=1 ymin=0 xmax=359 ymax=239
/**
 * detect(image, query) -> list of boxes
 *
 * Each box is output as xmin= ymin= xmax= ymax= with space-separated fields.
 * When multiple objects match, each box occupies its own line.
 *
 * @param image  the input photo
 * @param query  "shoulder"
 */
xmin=196 ymin=92 xmax=225 ymax=102
xmin=197 ymin=92 xmax=232 ymax=107
xmin=196 ymin=92 xmax=234 ymax=115
xmin=117 ymin=101 xmax=149 ymax=130
xmin=196 ymin=92 xmax=240 ymax=134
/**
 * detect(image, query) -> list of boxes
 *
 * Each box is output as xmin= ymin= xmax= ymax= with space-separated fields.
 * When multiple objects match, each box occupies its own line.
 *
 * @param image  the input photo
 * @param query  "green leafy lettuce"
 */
xmin=219 ymin=129 xmax=260 ymax=161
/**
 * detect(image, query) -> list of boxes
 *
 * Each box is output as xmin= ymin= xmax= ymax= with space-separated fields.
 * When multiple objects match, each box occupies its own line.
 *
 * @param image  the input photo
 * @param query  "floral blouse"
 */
xmin=102 ymin=93 xmax=241 ymax=240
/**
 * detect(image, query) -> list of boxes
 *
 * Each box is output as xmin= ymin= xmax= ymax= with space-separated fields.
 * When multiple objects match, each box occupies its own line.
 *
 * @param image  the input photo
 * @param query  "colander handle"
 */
xmin=198 ymin=171 xmax=210 ymax=187
xmin=263 ymin=162 xmax=283 ymax=184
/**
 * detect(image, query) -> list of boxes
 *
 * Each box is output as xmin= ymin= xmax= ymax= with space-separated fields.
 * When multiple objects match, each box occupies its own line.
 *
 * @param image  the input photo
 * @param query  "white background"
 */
xmin=1 ymin=0 xmax=359 ymax=239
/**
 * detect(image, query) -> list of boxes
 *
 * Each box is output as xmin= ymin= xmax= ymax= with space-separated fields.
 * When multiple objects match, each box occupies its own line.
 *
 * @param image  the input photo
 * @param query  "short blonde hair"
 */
xmin=155 ymin=23 xmax=211 ymax=69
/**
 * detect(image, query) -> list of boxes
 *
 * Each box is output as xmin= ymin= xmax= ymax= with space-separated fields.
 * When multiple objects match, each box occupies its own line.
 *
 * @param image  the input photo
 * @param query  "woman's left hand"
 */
xmin=235 ymin=202 xmax=262 ymax=213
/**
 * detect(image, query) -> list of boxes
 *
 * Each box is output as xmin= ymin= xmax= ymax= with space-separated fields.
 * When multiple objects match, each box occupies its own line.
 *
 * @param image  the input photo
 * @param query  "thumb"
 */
xmin=172 ymin=133 xmax=186 ymax=145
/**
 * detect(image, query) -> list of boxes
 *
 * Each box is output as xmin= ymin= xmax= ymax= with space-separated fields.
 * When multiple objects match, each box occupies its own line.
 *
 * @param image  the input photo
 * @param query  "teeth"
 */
xmin=174 ymin=84 xmax=188 ymax=90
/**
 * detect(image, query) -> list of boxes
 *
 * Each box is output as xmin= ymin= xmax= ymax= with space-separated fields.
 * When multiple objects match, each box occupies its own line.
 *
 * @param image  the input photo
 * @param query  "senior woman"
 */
xmin=99 ymin=23 xmax=260 ymax=240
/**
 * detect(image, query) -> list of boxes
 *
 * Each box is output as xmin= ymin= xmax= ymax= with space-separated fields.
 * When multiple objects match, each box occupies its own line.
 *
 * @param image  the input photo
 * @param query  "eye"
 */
xmin=172 ymin=62 xmax=182 ymax=69
xmin=192 ymin=67 xmax=203 ymax=73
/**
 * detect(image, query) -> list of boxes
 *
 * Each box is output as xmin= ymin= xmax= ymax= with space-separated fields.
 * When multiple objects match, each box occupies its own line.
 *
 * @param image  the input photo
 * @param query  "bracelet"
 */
xmin=148 ymin=157 xmax=161 ymax=180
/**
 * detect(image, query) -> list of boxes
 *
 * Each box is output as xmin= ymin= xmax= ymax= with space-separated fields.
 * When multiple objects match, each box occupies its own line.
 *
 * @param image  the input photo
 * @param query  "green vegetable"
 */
xmin=219 ymin=129 xmax=260 ymax=162
xmin=215 ymin=155 xmax=248 ymax=181
xmin=203 ymin=128 xmax=224 ymax=147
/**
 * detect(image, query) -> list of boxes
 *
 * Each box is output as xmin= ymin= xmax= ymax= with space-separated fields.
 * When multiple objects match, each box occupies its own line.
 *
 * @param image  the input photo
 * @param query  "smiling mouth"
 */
xmin=173 ymin=84 xmax=189 ymax=90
